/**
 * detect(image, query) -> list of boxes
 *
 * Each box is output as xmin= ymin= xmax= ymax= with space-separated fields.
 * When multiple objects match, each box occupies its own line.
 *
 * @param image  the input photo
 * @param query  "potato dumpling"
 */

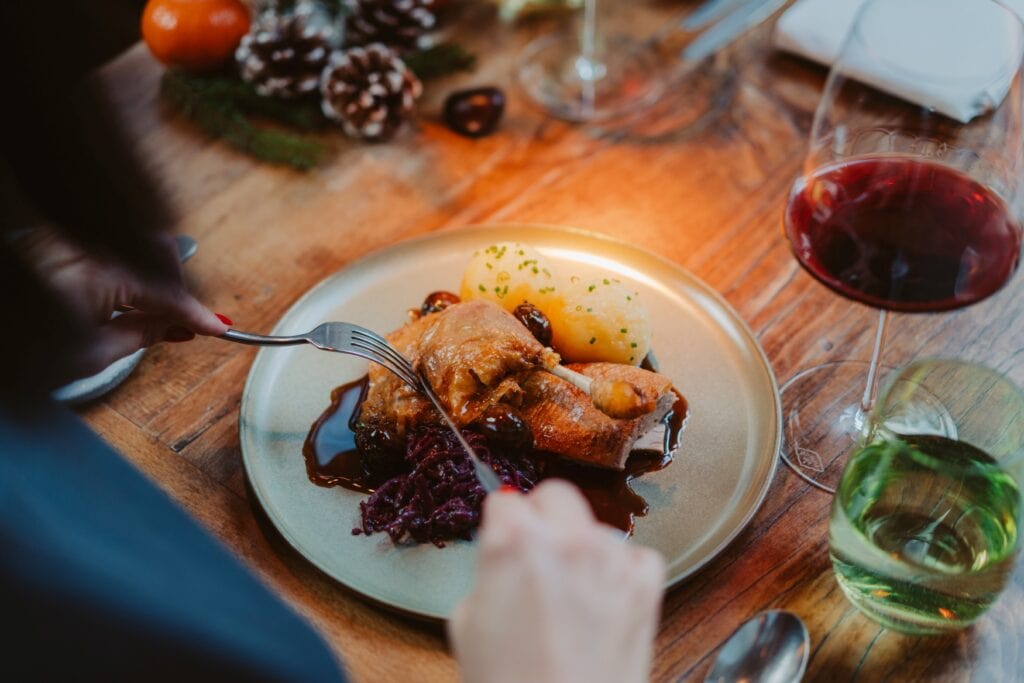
xmin=548 ymin=277 xmax=651 ymax=365
xmin=459 ymin=242 xmax=561 ymax=313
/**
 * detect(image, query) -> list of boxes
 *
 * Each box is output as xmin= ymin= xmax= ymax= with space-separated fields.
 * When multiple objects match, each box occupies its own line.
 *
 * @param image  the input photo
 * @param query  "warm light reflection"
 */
xmin=539 ymin=245 xmax=747 ymax=340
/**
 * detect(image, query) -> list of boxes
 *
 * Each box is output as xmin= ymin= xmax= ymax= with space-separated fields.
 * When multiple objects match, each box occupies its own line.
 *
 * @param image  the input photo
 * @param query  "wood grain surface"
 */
xmin=83 ymin=3 xmax=1024 ymax=681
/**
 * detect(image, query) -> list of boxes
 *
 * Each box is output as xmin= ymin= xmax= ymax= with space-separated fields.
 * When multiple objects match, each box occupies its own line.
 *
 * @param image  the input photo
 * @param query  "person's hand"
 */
xmin=449 ymin=480 xmax=665 ymax=683
xmin=20 ymin=227 xmax=229 ymax=380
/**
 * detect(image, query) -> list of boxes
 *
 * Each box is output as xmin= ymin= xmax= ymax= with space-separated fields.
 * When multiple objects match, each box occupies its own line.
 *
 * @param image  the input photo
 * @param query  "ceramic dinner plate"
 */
xmin=240 ymin=225 xmax=781 ymax=620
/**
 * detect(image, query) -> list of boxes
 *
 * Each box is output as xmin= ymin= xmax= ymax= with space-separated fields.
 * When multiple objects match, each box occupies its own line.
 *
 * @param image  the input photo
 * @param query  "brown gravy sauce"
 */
xmin=303 ymin=364 xmax=689 ymax=534
xmin=303 ymin=376 xmax=373 ymax=493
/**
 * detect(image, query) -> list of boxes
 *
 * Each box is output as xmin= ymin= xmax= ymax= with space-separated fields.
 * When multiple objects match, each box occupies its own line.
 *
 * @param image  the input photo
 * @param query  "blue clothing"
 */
xmin=0 ymin=405 xmax=344 ymax=682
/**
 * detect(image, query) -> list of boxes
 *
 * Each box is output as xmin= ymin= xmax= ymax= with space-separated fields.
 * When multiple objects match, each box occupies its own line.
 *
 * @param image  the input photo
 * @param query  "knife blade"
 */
xmin=681 ymin=0 xmax=790 ymax=64
xmin=419 ymin=376 xmax=502 ymax=493
xmin=682 ymin=0 xmax=750 ymax=32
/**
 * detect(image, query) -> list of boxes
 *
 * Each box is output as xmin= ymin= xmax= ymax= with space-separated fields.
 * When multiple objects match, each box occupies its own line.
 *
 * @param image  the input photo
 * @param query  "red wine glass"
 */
xmin=780 ymin=0 xmax=1024 ymax=493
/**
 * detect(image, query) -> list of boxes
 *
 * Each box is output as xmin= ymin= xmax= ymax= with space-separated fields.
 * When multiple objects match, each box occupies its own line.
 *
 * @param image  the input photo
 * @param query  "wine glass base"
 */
xmin=782 ymin=360 xmax=962 ymax=494
xmin=780 ymin=361 xmax=892 ymax=494
xmin=516 ymin=32 xmax=666 ymax=122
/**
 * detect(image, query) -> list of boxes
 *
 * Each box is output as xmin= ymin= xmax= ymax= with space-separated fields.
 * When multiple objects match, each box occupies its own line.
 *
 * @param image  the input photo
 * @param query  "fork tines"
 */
xmin=348 ymin=327 xmax=421 ymax=390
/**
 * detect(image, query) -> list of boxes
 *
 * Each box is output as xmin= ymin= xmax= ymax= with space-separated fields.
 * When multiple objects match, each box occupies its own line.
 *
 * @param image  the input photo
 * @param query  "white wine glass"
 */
xmin=830 ymin=359 xmax=1024 ymax=634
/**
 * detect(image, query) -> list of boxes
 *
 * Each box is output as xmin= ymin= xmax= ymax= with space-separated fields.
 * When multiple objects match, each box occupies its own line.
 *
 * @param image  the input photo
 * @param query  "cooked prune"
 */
xmin=421 ymin=290 xmax=461 ymax=316
xmin=513 ymin=303 xmax=552 ymax=347
xmin=475 ymin=405 xmax=534 ymax=453
xmin=355 ymin=424 xmax=404 ymax=484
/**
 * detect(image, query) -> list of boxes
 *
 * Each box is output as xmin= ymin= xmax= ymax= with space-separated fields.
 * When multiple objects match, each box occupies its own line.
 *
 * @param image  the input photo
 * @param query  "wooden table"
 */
xmin=85 ymin=5 xmax=1024 ymax=681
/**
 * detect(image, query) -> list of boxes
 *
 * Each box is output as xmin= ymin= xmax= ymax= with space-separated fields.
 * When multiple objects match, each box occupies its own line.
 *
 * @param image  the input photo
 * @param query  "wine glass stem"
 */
xmin=860 ymin=309 xmax=890 ymax=414
xmin=579 ymin=0 xmax=599 ymax=113
xmin=582 ymin=0 xmax=597 ymax=63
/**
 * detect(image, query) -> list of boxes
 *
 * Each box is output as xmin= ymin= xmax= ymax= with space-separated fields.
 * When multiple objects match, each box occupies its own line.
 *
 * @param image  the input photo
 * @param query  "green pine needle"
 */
xmin=161 ymin=70 xmax=326 ymax=170
xmin=404 ymin=43 xmax=477 ymax=80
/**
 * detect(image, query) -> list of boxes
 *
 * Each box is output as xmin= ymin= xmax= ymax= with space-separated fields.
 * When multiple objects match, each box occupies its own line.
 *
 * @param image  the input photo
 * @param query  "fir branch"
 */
xmin=404 ymin=43 xmax=477 ymax=80
xmin=166 ymin=70 xmax=328 ymax=130
xmin=230 ymin=125 xmax=326 ymax=170
xmin=161 ymin=70 xmax=326 ymax=170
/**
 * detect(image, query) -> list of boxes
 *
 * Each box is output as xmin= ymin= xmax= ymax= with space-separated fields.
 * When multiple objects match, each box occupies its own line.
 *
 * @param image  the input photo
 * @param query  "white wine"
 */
xmin=829 ymin=434 xmax=1021 ymax=635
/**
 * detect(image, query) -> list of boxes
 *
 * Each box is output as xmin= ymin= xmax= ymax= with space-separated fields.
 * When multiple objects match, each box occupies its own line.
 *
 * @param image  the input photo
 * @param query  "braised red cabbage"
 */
xmin=353 ymin=427 xmax=538 ymax=547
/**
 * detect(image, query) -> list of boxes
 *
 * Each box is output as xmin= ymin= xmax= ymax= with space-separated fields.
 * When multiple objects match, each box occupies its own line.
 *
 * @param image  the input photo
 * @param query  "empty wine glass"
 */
xmin=779 ymin=0 xmax=1024 ymax=493
xmin=515 ymin=0 xmax=667 ymax=121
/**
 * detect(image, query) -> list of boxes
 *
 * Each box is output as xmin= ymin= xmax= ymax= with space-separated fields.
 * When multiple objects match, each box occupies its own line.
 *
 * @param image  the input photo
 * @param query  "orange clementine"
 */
xmin=142 ymin=0 xmax=250 ymax=73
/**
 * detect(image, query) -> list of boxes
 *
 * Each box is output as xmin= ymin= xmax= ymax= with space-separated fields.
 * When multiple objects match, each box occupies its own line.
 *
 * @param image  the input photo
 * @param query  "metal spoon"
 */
xmin=704 ymin=610 xmax=809 ymax=683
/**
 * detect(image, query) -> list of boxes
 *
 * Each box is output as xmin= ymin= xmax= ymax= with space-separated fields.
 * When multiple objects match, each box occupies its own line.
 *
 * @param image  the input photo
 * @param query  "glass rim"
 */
xmin=877 ymin=358 xmax=1024 ymax=405
xmin=872 ymin=357 xmax=1024 ymax=465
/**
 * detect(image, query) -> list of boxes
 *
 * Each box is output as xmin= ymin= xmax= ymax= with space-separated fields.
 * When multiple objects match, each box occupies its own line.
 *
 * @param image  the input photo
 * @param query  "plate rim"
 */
xmin=239 ymin=223 xmax=782 ymax=620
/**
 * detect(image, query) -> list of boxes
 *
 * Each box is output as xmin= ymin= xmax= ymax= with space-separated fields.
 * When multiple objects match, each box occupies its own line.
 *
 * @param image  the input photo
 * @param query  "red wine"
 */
xmin=785 ymin=157 xmax=1022 ymax=312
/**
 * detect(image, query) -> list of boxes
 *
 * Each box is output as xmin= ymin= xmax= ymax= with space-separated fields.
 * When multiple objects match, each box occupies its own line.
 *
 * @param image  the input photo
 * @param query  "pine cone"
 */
xmin=320 ymin=44 xmax=423 ymax=140
xmin=236 ymin=0 xmax=340 ymax=98
xmin=344 ymin=0 xmax=437 ymax=50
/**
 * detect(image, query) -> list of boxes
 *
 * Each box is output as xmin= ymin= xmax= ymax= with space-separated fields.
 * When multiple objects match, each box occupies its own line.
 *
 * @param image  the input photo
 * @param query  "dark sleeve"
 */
xmin=0 ymin=1 xmax=177 ymax=279
xmin=0 ymin=405 xmax=346 ymax=683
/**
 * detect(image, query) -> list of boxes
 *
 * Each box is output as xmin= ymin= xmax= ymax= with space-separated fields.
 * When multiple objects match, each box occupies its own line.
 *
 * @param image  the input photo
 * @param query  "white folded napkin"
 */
xmin=773 ymin=0 xmax=1024 ymax=123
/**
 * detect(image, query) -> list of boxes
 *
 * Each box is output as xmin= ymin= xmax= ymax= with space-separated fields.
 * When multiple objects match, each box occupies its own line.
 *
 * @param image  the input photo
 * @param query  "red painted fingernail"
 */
xmin=499 ymin=485 xmax=519 ymax=494
xmin=215 ymin=313 xmax=234 ymax=326
xmin=164 ymin=326 xmax=195 ymax=343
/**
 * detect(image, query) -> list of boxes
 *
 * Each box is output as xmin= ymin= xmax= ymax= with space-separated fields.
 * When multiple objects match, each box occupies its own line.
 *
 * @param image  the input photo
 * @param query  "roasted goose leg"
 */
xmin=359 ymin=300 xmax=676 ymax=469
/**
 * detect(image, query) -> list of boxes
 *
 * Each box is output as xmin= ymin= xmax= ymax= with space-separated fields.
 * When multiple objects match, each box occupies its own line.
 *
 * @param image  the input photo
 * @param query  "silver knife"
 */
xmin=419 ymin=376 xmax=503 ymax=493
xmin=682 ymin=0 xmax=750 ymax=32
xmin=681 ymin=0 xmax=790 ymax=64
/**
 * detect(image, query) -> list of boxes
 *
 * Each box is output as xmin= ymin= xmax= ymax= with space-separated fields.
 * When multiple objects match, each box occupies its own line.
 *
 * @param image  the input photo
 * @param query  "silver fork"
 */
xmin=222 ymin=324 xmax=502 ymax=492
xmin=224 ymin=324 xmax=421 ymax=390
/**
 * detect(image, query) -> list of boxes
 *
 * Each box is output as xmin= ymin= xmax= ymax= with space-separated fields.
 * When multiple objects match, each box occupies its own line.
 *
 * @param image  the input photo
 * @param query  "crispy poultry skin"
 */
xmin=361 ymin=311 xmax=437 ymax=436
xmin=519 ymin=364 xmax=674 ymax=470
xmin=361 ymin=301 xmax=557 ymax=434
xmin=359 ymin=300 xmax=674 ymax=469
xmin=416 ymin=300 xmax=559 ymax=421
